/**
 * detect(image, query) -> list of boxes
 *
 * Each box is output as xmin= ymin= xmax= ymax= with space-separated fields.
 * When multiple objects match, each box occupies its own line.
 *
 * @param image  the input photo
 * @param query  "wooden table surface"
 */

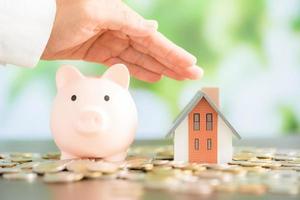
xmin=0 ymin=136 xmax=300 ymax=200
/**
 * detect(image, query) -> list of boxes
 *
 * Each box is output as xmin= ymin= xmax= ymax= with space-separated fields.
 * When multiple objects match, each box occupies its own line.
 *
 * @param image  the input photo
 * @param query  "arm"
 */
xmin=0 ymin=0 xmax=56 ymax=67
xmin=42 ymin=0 xmax=203 ymax=82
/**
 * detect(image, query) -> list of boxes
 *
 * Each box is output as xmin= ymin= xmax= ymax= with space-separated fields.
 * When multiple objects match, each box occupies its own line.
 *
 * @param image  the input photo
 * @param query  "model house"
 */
xmin=166 ymin=88 xmax=241 ymax=164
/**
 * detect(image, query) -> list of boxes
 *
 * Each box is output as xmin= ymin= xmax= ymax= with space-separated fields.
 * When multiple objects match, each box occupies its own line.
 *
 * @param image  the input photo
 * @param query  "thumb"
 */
xmin=106 ymin=3 xmax=158 ymax=36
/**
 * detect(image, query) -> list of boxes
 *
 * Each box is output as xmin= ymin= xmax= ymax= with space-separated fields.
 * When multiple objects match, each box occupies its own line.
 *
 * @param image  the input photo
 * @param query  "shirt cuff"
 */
xmin=0 ymin=0 xmax=56 ymax=68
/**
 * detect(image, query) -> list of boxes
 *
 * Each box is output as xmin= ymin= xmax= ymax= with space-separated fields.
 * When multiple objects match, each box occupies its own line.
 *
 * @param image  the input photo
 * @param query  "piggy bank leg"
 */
xmin=61 ymin=151 xmax=77 ymax=160
xmin=104 ymin=151 xmax=127 ymax=162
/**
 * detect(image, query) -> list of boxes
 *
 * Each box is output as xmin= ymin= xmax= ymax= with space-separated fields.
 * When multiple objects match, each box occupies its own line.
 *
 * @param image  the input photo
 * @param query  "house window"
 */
xmin=194 ymin=139 xmax=199 ymax=150
xmin=206 ymin=113 xmax=213 ymax=131
xmin=207 ymin=139 xmax=212 ymax=150
xmin=193 ymin=113 xmax=200 ymax=131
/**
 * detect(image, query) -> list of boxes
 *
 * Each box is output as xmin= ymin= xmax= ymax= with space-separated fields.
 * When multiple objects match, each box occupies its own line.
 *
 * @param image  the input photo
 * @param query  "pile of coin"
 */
xmin=0 ymin=146 xmax=300 ymax=196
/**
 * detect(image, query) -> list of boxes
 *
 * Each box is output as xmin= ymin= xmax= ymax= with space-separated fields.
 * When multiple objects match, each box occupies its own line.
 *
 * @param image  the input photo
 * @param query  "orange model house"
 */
xmin=166 ymin=88 xmax=241 ymax=164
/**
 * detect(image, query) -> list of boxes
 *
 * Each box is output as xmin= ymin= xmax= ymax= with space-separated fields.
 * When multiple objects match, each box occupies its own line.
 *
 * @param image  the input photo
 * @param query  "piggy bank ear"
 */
xmin=56 ymin=65 xmax=84 ymax=90
xmin=102 ymin=64 xmax=130 ymax=89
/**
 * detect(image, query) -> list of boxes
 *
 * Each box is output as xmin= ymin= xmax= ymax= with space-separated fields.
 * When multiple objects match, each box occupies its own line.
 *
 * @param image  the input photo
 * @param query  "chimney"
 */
xmin=202 ymin=87 xmax=219 ymax=107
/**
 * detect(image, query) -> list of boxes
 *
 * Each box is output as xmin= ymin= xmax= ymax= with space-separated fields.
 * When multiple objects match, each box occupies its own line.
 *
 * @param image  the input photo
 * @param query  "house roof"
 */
xmin=166 ymin=90 xmax=241 ymax=139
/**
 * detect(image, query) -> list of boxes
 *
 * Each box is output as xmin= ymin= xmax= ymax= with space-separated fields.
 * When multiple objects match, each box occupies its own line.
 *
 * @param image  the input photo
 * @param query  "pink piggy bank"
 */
xmin=50 ymin=64 xmax=138 ymax=161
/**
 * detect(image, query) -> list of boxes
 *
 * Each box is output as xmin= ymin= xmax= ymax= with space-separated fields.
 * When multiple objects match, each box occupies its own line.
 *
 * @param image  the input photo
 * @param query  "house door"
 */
xmin=188 ymin=99 xmax=218 ymax=163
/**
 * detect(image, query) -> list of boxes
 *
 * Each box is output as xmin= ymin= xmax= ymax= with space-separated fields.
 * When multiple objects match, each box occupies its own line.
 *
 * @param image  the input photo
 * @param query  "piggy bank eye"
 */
xmin=104 ymin=95 xmax=110 ymax=101
xmin=71 ymin=95 xmax=77 ymax=101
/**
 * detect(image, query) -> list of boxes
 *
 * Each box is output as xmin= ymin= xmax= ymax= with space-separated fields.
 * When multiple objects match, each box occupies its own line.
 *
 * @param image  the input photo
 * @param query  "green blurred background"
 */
xmin=0 ymin=0 xmax=299 ymax=139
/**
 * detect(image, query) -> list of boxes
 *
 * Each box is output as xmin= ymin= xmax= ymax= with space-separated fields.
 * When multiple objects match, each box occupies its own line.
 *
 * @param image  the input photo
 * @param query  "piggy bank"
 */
xmin=50 ymin=64 xmax=138 ymax=162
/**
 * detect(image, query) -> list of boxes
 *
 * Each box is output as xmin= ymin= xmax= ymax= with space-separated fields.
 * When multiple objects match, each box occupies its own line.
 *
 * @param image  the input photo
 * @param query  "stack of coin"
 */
xmin=0 ymin=146 xmax=299 ymax=196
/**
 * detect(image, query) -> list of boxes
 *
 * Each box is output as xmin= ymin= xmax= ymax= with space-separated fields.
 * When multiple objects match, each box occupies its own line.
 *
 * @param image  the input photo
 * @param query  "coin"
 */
xmin=169 ymin=161 xmax=188 ymax=169
xmin=0 ymin=160 xmax=17 ymax=168
xmin=125 ymin=158 xmax=152 ymax=171
xmin=3 ymin=172 xmax=37 ymax=181
xmin=99 ymin=173 xmax=118 ymax=180
xmin=154 ymin=155 xmax=173 ymax=160
xmin=0 ymin=153 xmax=9 ymax=159
xmin=186 ymin=163 xmax=207 ymax=171
xmin=42 ymin=152 xmax=61 ymax=160
xmin=83 ymin=171 xmax=102 ymax=179
xmin=256 ymin=153 xmax=273 ymax=160
xmin=0 ymin=167 xmax=21 ymax=174
xmin=242 ymin=166 xmax=267 ymax=173
xmin=33 ymin=161 xmax=67 ymax=174
xmin=195 ymin=171 xmax=233 ymax=182
xmin=274 ymin=155 xmax=296 ymax=161
xmin=10 ymin=157 xmax=32 ymax=163
xmin=233 ymin=153 xmax=255 ymax=161
xmin=66 ymin=159 xmax=94 ymax=172
xmin=155 ymin=148 xmax=173 ymax=157
xmin=281 ymin=162 xmax=300 ymax=167
xmin=0 ymin=146 xmax=300 ymax=197
xmin=43 ymin=172 xmax=84 ymax=183
xmin=10 ymin=152 xmax=37 ymax=158
xmin=152 ymin=160 xmax=170 ymax=166
xmin=118 ymin=170 xmax=145 ymax=181
xmin=87 ymin=161 xmax=119 ymax=174
xmin=17 ymin=161 xmax=40 ymax=169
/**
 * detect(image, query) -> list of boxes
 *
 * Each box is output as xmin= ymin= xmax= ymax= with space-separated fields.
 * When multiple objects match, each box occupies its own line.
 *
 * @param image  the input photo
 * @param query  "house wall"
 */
xmin=174 ymin=117 xmax=188 ymax=162
xmin=188 ymin=98 xmax=218 ymax=163
xmin=217 ymin=116 xmax=233 ymax=163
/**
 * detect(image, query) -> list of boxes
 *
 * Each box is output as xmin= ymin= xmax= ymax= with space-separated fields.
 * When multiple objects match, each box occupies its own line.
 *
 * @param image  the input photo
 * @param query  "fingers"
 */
xmin=131 ymin=39 xmax=204 ymax=80
xmin=119 ymin=46 xmax=185 ymax=80
xmin=105 ymin=2 xmax=158 ymax=37
xmin=103 ymin=57 xmax=162 ymax=83
xmin=82 ymin=31 xmax=185 ymax=81
xmin=84 ymin=31 xmax=129 ymax=62
xmin=130 ymin=32 xmax=197 ymax=68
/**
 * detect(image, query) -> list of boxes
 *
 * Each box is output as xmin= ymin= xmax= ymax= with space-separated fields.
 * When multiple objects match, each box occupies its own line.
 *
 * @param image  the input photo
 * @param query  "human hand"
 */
xmin=42 ymin=0 xmax=203 ymax=82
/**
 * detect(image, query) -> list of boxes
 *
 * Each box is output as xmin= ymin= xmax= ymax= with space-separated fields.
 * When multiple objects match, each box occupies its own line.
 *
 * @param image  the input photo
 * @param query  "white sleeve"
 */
xmin=0 ymin=0 xmax=56 ymax=68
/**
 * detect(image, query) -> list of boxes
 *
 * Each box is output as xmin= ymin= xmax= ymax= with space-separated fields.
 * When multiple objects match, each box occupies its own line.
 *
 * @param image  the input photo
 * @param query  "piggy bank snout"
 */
xmin=76 ymin=107 xmax=107 ymax=135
